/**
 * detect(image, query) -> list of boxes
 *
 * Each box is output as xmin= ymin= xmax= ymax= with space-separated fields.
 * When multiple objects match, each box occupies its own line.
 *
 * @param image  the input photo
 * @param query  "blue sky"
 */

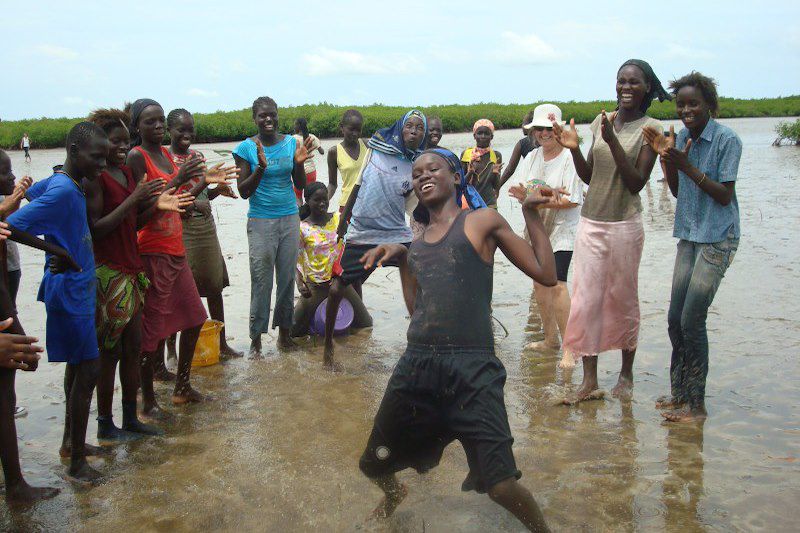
xmin=2 ymin=0 xmax=798 ymax=120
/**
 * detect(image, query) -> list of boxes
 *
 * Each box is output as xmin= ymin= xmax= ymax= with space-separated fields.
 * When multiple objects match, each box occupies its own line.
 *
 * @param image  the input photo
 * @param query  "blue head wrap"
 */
xmin=368 ymin=109 xmax=428 ymax=161
xmin=412 ymin=148 xmax=486 ymax=224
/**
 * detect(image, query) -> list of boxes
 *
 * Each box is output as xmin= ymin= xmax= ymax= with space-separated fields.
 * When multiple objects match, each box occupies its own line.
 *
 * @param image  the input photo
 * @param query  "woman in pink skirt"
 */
xmin=552 ymin=59 xmax=669 ymax=404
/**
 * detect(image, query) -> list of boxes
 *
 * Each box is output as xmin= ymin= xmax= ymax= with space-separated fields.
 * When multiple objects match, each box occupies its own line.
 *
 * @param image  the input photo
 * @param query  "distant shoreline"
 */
xmin=2 ymin=96 xmax=799 ymax=150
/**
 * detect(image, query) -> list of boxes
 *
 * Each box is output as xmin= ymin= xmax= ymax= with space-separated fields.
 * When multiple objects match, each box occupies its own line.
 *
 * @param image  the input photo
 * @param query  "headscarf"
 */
xmin=618 ymin=59 xmax=671 ymax=113
xmin=130 ymin=98 xmax=161 ymax=128
xmin=367 ymin=109 xmax=427 ymax=161
xmin=470 ymin=118 xmax=495 ymax=161
xmin=130 ymin=98 xmax=161 ymax=147
xmin=412 ymin=148 xmax=487 ymax=224
xmin=472 ymin=119 xmax=495 ymax=134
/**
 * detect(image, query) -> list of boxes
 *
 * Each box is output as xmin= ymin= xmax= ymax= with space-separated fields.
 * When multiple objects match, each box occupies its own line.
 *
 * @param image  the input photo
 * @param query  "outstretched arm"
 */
xmin=359 ymin=244 xmax=417 ymax=315
xmin=7 ymin=224 xmax=80 ymax=271
xmin=498 ymin=140 xmax=523 ymax=189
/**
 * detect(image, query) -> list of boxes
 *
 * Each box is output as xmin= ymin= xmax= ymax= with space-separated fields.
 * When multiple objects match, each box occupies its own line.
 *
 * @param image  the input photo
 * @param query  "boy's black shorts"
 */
xmin=359 ymin=344 xmax=521 ymax=493
xmin=337 ymin=242 xmax=411 ymax=287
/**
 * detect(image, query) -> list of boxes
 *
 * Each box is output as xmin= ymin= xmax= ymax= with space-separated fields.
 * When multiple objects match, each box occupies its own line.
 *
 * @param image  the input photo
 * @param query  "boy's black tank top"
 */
xmin=407 ymin=210 xmax=494 ymax=350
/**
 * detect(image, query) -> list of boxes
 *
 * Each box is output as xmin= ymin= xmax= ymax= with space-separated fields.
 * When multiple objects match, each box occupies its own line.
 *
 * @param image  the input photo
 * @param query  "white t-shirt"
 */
xmin=22 ymin=136 xmax=30 ymax=149
xmin=293 ymin=134 xmax=321 ymax=175
xmin=518 ymin=147 xmax=583 ymax=252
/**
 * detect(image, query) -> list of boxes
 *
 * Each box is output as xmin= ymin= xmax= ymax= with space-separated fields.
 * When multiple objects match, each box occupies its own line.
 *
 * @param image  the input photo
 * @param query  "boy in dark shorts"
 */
xmin=358 ymin=149 xmax=557 ymax=531
xmin=8 ymin=122 xmax=109 ymax=485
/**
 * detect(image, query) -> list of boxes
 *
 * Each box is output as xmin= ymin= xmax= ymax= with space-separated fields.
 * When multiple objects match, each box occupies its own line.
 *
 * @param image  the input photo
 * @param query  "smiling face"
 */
xmin=427 ymin=118 xmax=443 ymax=147
xmin=533 ymin=126 xmax=557 ymax=149
xmin=137 ymin=105 xmax=166 ymax=145
xmin=0 ymin=152 xmax=15 ymax=195
xmin=106 ymin=125 xmax=130 ymax=166
xmin=169 ymin=113 xmax=195 ymax=152
xmin=253 ymin=104 xmax=278 ymax=136
xmin=341 ymin=116 xmax=363 ymax=143
xmin=71 ymin=134 xmax=109 ymax=181
xmin=402 ymin=116 xmax=425 ymax=151
xmin=616 ymin=65 xmax=650 ymax=112
xmin=412 ymin=153 xmax=458 ymax=207
xmin=473 ymin=126 xmax=493 ymax=149
xmin=306 ymin=186 xmax=329 ymax=217
xmin=675 ymin=85 xmax=711 ymax=133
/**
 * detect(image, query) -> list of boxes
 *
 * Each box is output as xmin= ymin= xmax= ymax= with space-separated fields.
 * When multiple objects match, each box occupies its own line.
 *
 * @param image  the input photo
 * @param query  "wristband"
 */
xmin=696 ymin=173 xmax=707 ymax=186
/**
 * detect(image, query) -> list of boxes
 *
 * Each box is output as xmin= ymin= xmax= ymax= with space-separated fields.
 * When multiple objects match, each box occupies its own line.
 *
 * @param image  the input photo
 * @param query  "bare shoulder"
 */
xmin=465 ymin=208 xmax=505 ymax=233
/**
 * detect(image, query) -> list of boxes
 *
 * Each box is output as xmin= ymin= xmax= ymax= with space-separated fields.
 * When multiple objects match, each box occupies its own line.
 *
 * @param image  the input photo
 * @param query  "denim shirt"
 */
xmin=673 ymin=119 xmax=742 ymax=243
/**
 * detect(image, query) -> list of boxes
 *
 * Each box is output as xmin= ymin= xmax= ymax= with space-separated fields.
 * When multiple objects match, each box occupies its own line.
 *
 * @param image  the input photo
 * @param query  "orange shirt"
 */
xmin=135 ymin=146 xmax=185 ymax=256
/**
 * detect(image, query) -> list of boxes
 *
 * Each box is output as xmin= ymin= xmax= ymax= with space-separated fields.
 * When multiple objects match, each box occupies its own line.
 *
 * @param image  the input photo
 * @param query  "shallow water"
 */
xmin=1 ymin=117 xmax=799 ymax=532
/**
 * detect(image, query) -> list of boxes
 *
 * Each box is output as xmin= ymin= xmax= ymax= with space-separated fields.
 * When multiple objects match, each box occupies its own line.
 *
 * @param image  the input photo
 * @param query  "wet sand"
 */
xmin=2 ymin=117 xmax=799 ymax=532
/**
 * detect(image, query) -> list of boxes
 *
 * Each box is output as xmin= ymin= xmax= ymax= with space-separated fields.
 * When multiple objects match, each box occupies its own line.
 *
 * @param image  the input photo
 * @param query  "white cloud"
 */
xmin=187 ymin=88 xmax=219 ymax=98
xmin=301 ymin=48 xmax=423 ymax=76
xmin=37 ymin=44 xmax=79 ymax=60
xmin=663 ymin=43 xmax=714 ymax=60
xmin=492 ymin=31 xmax=564 ymax=64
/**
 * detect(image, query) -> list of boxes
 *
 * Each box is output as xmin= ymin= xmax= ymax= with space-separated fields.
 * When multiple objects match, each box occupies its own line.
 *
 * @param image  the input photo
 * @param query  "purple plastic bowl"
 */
xmin=310 ymin=298 xmax=354 ymax=336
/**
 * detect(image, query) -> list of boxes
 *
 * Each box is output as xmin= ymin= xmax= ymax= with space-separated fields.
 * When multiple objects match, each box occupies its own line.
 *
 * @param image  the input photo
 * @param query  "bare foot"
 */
xmin=557 ymin=352 xmax=576 ymax=370
xmin=369 ymin=484 xmax=408 ymax=520
xmin=562 ymin=388 xmax=605 ymax=406
xmin=172 ymin=386 xmax=211 ymax=405
xmin=65 ymin=460 xmax=104 ymax=486
xmin=220 ymin=343 xmax=244 ymax=359
xmin=5 ymin=481 xmax=60 ymax=506
xmin=524 ymin=339 xmax=560 ymax=351
xmin=141 ymin=403 xmax=173 ymax=422
xmin=248 ymin=339 xmax=262 ymax=359
xmin=655 ymin=395 xmax=686 ymax=410
xmin=662 ymin=406 xmax=707 ymax=423
xmin=59 ymin=443 xmax=114 ymax=459
xmin=153 ymin=367 xmax=176 ymax=382
xmin=611 ymin=375 xmax=634 ymax=400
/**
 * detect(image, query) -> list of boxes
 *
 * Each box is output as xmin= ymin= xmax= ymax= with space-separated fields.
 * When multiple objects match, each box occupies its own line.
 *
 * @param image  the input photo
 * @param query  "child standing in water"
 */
xmin=8 ymin=122 xmax=109 ymax=484
xmin=166 ymin=108 xmax=242 ymax=359
xmin=292 ymin=182 xmax=372 ymax=337
xmin=461 ymin=119 xmax=503 ymax=208
xmin=644 ymin=72 xmax=742 ymax=422
xmin=358 ymin=148 xmax=556 ymax=531
xmin=326 ymin=109 xmax=367 ymax=212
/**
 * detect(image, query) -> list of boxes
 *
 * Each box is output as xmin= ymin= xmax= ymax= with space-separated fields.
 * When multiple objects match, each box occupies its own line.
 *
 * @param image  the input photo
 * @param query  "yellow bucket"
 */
xmin=191 ymin=320 xmax=223 ymax=367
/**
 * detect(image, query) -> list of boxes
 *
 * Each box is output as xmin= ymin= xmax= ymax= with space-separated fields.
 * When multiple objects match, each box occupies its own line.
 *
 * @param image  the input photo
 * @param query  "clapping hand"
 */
xmin=254 ymin=138 xmax=268 ymax=170
xmin=552 ymin=118 xmax=580 ymax=149
xmin=204 ymin=162 xmax=238 ymax=185
xmin=294 ymin=136 xmax=315 ymax=165
xmin=176 ymin=154 xmax=205 ymax=185
xmin=521 ymin=185 xmax=557 ymax=211
xmin=0 ymin=176 xmax=33 ymax=217
xmin=0 ymin=222 xmax=10 ymax=241
xmin=132 ymin=176 xmax=166 ymax=204
xmin=599 ymin=110 xmax=617 ymax=144
xmin=213 ymin=181 xmax=238 ymax=199
xmin=157 ymin=187 xmax=195 ymax=213
xmin=643 ymin=124 xmax=675 ymax=156
xmin=662 ymin=138 xmax=693 ymax=172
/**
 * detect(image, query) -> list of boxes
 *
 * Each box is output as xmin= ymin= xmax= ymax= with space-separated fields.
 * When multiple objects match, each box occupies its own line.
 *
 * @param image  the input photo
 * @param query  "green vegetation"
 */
xmin=774 ymin=118 xmax=800 ymax=145
xmin=3 ymin=96 xmax=800 ymax=150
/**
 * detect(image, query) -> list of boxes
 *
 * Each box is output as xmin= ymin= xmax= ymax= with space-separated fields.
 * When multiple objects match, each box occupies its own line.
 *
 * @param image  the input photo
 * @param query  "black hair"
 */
xmin=295 ymin=117 xmax=309 ymax=139
xmin=340 ymin=109 xmax=363 ymax=126
xmin=427 ymin=115 xmax=442 ymax=125
xmin=87 ymin=107 xmax=131 ymax=135
xmin=669 ymin=71 xmax=719 ymax=117
xmin=66 ymin=121 xmax=107 ymax=150
xmin=252 ymin=96 xmax=277 ymax=117
xmin=167 ymin=108 xmax=193 ymax=129
xmin=298 ymin=181 xmax=329 ymax=220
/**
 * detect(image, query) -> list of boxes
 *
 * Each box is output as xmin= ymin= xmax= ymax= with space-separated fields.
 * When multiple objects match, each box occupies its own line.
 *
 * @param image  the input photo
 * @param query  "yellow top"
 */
xmin=336 ymin=139 xmax=368 ymax=208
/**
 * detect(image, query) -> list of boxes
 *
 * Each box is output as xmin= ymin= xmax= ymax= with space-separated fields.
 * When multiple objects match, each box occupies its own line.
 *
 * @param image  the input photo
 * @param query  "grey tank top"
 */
xmin=406 ymin=210 xmax=494 ymax=349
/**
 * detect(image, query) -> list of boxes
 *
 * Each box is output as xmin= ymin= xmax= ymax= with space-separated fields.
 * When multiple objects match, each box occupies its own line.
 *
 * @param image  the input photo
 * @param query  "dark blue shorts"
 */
xmin=46 ymin=311 xmax=99 ymax=364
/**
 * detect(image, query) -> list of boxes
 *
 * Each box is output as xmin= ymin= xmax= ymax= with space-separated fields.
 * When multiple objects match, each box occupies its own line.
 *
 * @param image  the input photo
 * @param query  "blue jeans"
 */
xmin=247 ymin=215 xmax=300 ymax=340
xmin=667 ymin=235 xmax=738 ymax=408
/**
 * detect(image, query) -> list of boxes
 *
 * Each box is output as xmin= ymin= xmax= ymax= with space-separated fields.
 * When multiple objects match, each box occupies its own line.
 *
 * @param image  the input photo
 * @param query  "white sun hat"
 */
xmin=523 ymin=103 xmax=566 ymax=130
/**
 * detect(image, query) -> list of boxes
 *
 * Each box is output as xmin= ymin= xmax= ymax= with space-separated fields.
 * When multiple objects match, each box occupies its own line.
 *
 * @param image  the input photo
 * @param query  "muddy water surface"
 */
xmin=1 ymin=117 xmax=798 ymax=532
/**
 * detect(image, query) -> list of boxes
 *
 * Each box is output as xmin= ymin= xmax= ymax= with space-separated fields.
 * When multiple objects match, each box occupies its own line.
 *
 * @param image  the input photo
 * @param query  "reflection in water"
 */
xmin=663 ymin=421 xmax=706 ymax=533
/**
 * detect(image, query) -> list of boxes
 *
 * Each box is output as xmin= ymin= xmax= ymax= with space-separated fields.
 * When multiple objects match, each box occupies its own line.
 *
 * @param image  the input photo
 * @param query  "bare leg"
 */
xmin=487 ymin=478 xmax=550 ymax=532
xmin=96 ymin=347 xmax=141 ymax=444
xmin=206 ymin=292 xmax=242 ymax=357
xmin=367 ymin=474 xmax=408 ymax=520
xmin=563 ymin=355 xmax=603 ymax=405
xmin=153 ymin=340 xmax=175 ymax=382
xmin=119 ymin=312 xmax=161 ymax=435
xmin=172 ymin=324 xmax=208 ymax=404
xmin=611 ymin=349 xmax=635 ymax=399
xmin=60 ymin=364 xmax=77 ymax=455
xmin=526 ymin=282 xmax=560 ymax=350
xmin=67 ymin=359 xmax=103 ymax=484
xmin=322 ymin=278 xmax=346 ymax=372
xmin=552 ymin=282 xmax=575 ymax=369
xmin=1 ymin=368 xmax=60 ymax=504
xmin=139 ymin=347 xmax=166 ymax=418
